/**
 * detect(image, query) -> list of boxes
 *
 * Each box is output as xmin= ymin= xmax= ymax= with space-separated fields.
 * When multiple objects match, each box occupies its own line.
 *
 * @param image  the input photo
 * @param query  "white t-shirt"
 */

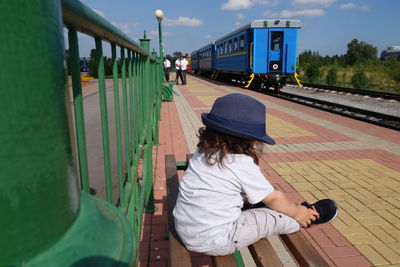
xmin=175 ymin=59 xmax=181 ymax=70
xmin=164 ymin=59 xmax=171 ymax=68
xmin=173 ymin=151 xmax=274 ymax=252
xmin=181 ymin=58 xmax=188 ymax=71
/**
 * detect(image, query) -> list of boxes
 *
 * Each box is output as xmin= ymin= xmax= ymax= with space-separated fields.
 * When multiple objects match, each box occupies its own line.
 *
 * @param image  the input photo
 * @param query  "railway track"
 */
xmin=268 ymin=90 xmax=400 ymax=131
xmin=289 ymin=82 xmax=400 ymax=101
xmin=190 ymin=74 xmax=400 ymax=130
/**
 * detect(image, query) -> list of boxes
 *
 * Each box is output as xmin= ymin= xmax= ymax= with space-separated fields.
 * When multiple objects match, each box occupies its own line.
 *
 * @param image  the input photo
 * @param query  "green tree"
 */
xmin=345 ymin=39 xmax=377 ymax=65
xmin=351 ymin=71 xmax=370 ymax=88
xmin=305 ymin=64 xmax=321 ymax=82
xmin=384 ymin=59 xmax=400 ymax=84
xmin=326 ymin=68 xmax=337 ymax=85
xmin=88 ymin=49 xmax=98 ymax=77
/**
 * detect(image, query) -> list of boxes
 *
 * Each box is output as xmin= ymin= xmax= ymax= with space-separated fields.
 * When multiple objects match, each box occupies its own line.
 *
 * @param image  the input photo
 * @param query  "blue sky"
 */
xmin=74 ymin=0 xmax=399 ymax=58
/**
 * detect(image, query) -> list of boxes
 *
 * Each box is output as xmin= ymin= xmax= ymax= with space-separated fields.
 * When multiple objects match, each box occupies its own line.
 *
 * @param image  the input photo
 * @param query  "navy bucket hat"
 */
xmin=201 ymin=93 xmax=275 ymax=145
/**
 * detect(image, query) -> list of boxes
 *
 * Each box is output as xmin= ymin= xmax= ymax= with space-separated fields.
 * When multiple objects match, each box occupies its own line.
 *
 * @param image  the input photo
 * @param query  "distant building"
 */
xmin=381 ymin=46 xmax=400 ymax=61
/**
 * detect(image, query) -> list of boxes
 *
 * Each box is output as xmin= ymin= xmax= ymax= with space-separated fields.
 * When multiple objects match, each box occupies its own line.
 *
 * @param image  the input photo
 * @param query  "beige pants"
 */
xmin=204 ymin=208 xmax=300 ymax=256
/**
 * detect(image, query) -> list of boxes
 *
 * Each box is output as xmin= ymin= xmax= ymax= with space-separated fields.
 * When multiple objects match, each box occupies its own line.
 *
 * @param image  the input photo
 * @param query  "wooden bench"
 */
xmin=165 ymin=154 xmax=330 ymax=267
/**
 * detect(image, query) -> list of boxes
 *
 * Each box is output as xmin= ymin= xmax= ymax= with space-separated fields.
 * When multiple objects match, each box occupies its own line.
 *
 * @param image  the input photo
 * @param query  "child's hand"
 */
xmin=294 ymin=205 xmax=319 ymax=228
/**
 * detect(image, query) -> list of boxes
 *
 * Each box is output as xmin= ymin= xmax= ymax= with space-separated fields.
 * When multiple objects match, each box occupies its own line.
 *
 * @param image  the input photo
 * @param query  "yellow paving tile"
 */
xmin=267 ymin=116 xmax=316 ymax=138
xmin=340 ymin=210 xmax=362 ymax=226
xmin=389 ymin=208 xmax=400 ymax=219
xmin=338 ymin=226 xmax=370 ymax=235
xmin=347 ymin=198 xmax=369 ymax=211
xmin=383 ymin=197 xmax=400 ymax=209
xmin=366 ymin=225 xmax=397 ymax=243
xmin=270 ymin=158 xmax=400 ymax=266
xmin=380 ymin=224 xmax=400 ymax=241
xmin=188 ymin=87 xmax=218 ymax=94
xmin=196 ymin=95 xmax=220 ymax=106
xmin=331 ymin=217 xmax=347 ymax=228
xmin=371 ymin=243 xmax=400 ymax=264
xmin=346 ymin=233 xmax=380 ymax=244
xmin=289 ymin=182 xmax=318 ymax=191
xmin=355 ymin=244 xmax=389 ymax=266
xmin=379 ymin=210 xmax=400 ymax=224
xmin=300 ymin=191 xmax=318 ymax=203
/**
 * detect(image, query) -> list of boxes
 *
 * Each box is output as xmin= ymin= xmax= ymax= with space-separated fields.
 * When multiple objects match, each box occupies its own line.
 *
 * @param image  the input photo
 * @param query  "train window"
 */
xmin=234 ymin=38 xmax=238 ymax=52
xmin=229 ymin=40 xmax=232 ymax=53
xmin=239 ymin=36 xmax=244 ymax=50
xmin=271 ymin=31 xmax=282 ymax=51
xmin=224 ymin=42 xmax=228 ymax=54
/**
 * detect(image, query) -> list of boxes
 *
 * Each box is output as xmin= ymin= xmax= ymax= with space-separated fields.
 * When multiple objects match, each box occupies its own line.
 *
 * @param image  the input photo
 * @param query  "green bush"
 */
xmin=326 ymin=68 xmax=337 ymax=85
xmin=305 ymin=64 xmax=321 ymax=83
xmin=351 ymin=71 xmax=370 ymax=89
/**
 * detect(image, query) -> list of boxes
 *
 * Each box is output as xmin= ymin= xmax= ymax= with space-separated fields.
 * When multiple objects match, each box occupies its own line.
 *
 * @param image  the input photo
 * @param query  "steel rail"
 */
xmin=273 ymin=91 xmax=400 ymax=131
xmin=291 ymin=82 xmax=400 ymax=101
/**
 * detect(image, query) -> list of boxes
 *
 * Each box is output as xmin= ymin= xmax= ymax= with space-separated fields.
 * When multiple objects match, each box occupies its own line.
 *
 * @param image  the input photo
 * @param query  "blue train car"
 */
xmin=191 ymin=50 xmax=199 ymax=72
xmin=192 ymin=20 xmax=301 ymax=91
xmin=198 ymin=43 xmax=214 ymax=72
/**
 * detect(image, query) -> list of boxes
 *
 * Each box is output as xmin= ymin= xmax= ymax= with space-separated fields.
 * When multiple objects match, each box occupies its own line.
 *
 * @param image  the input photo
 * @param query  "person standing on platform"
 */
xmin=180 ymin=56 xmax=188 ymax=85
xmin=175 ymin=56 xmax=183 ymax=85
xmin=163 ymin=57 xmax=171 ymax=82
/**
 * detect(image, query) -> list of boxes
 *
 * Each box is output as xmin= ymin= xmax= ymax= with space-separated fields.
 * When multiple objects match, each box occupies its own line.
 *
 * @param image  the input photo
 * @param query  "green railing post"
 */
xmin=95 ymin=37 xmax=113 ymax=203
xmin=140 ymin=32 xmax=156 ymax=213
xmin=0 ymin=1 xmax=132 ymax=266
xmin=68 ymin=27 xmax=90 ymax=193
xmin=111 ymin=43 xmax=125 ymax=207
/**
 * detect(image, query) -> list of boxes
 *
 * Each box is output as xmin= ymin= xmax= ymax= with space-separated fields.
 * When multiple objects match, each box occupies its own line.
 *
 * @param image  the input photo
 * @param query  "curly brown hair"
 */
xmin=197 ymin=127 xmax=263 ymax=166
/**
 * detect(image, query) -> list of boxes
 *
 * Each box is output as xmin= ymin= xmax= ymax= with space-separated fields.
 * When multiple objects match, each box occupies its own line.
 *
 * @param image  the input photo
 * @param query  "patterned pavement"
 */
xmin=142 ymin=75 xmax=400 ymax=267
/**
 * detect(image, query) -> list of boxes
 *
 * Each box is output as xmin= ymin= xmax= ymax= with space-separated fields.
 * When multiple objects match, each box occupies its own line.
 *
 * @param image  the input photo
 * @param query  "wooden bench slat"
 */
xmin=248 ymin=238 xmax=284 ymax=267
xmin=280 ymin=232 xmax=330 ymax=267
xmin=212 ymin=254 xmax=238 ymax=267
xmin=166 ymin=154 xmax=192 ymax=267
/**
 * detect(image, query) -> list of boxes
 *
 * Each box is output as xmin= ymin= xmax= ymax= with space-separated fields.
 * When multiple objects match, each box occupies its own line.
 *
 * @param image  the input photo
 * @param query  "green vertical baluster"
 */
xmin=111 ymin=43 xmax=125 ymax=207
xmin=95 ymin=37 xmax=113 ymax=203
xmin=68 ymin=27 xmax=90 ymax=192
xmin=140 ymin=34 xmax=156 ymax=213
xmin=128 ymin=50 xmax=135 ymax=161
xmin=120 ymin=47 xmax=132 ymax=186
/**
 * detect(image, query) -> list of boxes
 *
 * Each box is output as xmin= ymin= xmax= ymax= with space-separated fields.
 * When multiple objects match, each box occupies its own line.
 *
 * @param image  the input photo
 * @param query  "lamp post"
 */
xmin=154 ymin=9 xmax=164 ymax=62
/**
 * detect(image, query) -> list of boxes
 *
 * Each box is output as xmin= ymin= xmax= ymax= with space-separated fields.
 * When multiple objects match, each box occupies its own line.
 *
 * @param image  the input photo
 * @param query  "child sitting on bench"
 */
xmin=173 ymin=93 xmax=338 ymax=256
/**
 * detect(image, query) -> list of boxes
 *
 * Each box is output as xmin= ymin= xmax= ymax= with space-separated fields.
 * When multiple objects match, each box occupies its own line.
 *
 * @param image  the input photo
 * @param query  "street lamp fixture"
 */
xmin=154 ymin=9 xmax=164 ymax=68
xmin=154 ymin=9 xmax=164 ymax=21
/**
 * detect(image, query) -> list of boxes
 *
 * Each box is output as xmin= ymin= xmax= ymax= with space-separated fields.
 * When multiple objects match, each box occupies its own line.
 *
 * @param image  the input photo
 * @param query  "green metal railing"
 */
xmin=0 ymin=0 xmax=163 ymax=266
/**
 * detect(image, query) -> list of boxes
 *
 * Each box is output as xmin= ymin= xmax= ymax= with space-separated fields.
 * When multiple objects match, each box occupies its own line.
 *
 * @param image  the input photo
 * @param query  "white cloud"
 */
xmin=93 ymin=9 xmax=105 ymax=17
xmin=204 ymin=34 xmax=212 ymax=39
xmin=236 ymin=13 xmax=246 ymax=20
xmin=293 ymin=0 xmax=336 ymax=6
xmin=221 ymin=0 xmax=277 ymax=10
xmin=111 ymin=21 xmax=140 ymax=35
xmin=164 ymin=16 xmax=203 ymax=27
xmin=339 ymin=3 xmax=370 ymax=11
xmin=222 ymin=0 xmax=254 ymax=10
xmin=280 ymin=8 xmax=325 ymax=17
xmin=263 ymin=10 xmax=279 ymax=17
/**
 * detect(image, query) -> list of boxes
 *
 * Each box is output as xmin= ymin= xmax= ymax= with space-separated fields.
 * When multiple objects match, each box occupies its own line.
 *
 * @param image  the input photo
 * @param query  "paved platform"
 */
xmin=141 ymin=74 xmax=400 ymax=267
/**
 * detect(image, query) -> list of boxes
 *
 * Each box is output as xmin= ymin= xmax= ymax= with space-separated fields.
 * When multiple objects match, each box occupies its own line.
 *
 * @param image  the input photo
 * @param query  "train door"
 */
xmin=268 ymin=30 xmax=283 ymax=73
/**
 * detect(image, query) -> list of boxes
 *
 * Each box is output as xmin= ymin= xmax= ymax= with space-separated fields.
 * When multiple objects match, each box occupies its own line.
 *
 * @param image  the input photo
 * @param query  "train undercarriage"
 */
xmin=194 ymin=70 xmax=291 ymax=92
